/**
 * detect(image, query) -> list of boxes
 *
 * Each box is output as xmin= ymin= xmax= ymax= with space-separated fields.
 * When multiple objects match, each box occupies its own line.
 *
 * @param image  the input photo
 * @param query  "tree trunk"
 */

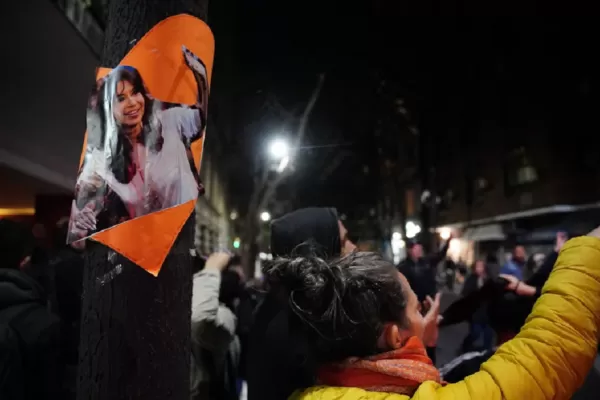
xmin=77 ymin=1 xmax=208 ymax=399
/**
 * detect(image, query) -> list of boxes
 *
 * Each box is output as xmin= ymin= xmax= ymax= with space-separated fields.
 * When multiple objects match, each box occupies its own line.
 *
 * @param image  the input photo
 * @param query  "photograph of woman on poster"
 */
xmin=68 ymin=47 xmax=209 ymax=243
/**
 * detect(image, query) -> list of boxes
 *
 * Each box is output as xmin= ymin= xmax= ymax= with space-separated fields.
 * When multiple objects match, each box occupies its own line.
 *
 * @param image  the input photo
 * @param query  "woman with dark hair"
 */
xmin=247 ymin=207 xmax=357 ymax=400
xmin=264 ymin=231 xmax=600 ymax=400
xmin=69 ymin=48 xmax=208 ymax=241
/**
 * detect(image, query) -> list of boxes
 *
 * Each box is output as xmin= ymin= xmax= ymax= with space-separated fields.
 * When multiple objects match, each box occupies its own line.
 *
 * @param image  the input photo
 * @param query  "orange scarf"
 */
xmin=317 ymin=337 xmax=442 ymax=395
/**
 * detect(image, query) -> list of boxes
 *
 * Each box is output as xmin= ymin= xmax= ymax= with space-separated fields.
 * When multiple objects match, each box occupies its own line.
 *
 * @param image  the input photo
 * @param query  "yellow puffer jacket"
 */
xmin=292 ymin=237 xmax=600 ymax=400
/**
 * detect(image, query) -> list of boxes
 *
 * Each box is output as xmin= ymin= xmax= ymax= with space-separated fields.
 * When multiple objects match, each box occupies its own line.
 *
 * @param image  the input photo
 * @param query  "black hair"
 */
xmin=263 ymin=251 xmax=407 ymax=363
xmin=270 ymin=208 xmax=341 ymax=258
xmin=406 ymin=240 xmax=419 ymax=250
xmin=87 ymin=66 xmax=161 ymax=184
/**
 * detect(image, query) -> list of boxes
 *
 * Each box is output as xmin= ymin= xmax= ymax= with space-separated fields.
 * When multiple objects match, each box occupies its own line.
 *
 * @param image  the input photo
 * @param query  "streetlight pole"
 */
xmin=77 ymin=1 xmax=209 ymax=399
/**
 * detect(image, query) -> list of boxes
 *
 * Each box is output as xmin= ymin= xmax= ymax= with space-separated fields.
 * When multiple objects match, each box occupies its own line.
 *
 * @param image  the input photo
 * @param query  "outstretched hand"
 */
xmin=422 ymin=292 xmax=442 ymax=347
xmin=182 ymin=45 xmax=209 ymax=125
xmin=182 ymin=45 xmax=207 ymax=77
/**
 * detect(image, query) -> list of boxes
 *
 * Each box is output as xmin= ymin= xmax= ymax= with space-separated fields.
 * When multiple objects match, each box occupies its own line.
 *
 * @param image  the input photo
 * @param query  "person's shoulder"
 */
xmin=501 ymin=261 xmax=516 ymax=270
xmin=3 ymin=302 xmax=60 ymax=346
xmin=293 ymin=386 xmax=409 ymax=399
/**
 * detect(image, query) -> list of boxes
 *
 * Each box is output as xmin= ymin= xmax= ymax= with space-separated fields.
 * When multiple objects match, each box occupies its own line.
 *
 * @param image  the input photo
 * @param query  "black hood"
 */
xmin=270 ymin=207 xmax=341 ymax=258
xmin=0 ymin=268 xmax=46 ymax=310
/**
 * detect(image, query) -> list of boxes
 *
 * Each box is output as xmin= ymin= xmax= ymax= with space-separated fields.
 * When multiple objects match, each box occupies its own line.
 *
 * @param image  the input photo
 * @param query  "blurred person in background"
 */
xmin=444 ymin=259 xmax=457 ymax=291
xmin=0 ymin=220 xmax=62 ymax=400
xmin=247 ymin=207 xmax=356 ymax=400
xmin=190 ymin=252 xmax=241 ymax=400
xmin=484 ymin=253 xmax=500 ymax=278
xmin=460 ymin=260 xmax=493 ymax=353
xmin=397 ymin=238 xmax=450 ymax=303
xmin=500 ymin=245 xmax=527 ymax=280
xmin=397 ymin=237 xmax=450 ymax=364
xmin=47 ymin=217 xmax=84 ymax=399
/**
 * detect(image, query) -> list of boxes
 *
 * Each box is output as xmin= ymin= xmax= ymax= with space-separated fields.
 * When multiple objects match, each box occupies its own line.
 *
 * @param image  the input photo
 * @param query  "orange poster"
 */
xmin=67 ymin=15 xmax=214 ymax=276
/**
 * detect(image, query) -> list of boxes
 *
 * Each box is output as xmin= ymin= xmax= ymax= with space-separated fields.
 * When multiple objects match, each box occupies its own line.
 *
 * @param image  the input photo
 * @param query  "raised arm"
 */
xmin=183 ymin=46 xmax=209 ymax=132
xmin=426 ymin=239 xmax=451 ymax=268
xmin=160 ymin=106 xmax=204 ymax=144
xmin=432 ymin=236 xmax=600 ymax=400
xmin=191 ymin=253 xmax=236 ymax=352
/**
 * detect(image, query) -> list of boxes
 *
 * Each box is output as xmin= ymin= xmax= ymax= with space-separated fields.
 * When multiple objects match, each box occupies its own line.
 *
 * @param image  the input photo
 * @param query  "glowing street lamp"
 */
xmin=260 ymin=211 xmax=271 ymax=222
xmin=268 ymin=139 xmax=289 ymax=161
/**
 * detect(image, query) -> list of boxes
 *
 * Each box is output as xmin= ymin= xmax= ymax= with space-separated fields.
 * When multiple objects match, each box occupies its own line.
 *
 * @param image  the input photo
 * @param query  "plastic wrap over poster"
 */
xmin=67 ymin=15 xmax=214 ymax=276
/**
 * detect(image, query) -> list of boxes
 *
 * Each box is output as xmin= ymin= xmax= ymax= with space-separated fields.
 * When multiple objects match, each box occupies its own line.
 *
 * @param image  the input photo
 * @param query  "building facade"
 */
xmin=195 ymin=136 xmax=233 ymax=255
xmin=429 ymin=122 xmax=600 ymax=263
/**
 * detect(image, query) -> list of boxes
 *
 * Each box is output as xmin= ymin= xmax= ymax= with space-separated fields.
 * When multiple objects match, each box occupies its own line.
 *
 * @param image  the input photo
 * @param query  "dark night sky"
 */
xmin=207 ymin=2 xmax=598 ymax=223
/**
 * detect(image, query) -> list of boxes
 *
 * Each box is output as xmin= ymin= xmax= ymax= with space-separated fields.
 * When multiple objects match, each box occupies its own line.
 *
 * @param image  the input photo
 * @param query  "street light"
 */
xmin=405 ymin=221 xmax=421 ymax=239
xmin=268 ymin=139 xmax=289 ymax=161
xmin=260 ymin=211 xmax=271 ymax=222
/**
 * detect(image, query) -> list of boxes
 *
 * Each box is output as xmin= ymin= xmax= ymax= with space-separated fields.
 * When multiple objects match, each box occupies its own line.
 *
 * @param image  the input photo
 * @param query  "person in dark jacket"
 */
xmin=246 ymin=207 xmax=356 ymax=400
xmin=460 ymin=260 xmax=493 ymax=352
xmin=397 ymin=239 xmax=450 ymax=303
xmin=46 ymin=218 xmax=84 ymax=399
xmin=0 ymin=220 xmax=62 ymax=400
xmin=190 ymin=252 xmax=240 ymax=400
xmin=397 ymin=238 xmax=450 ymax=364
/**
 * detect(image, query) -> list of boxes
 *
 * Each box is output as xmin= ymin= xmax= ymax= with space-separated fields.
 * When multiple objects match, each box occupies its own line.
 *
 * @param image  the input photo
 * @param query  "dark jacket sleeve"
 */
xmin=526 ymin=251 xmax=558 ymax=297
xmin=40 ymin=318 xmax=64 ymax=399
xmin=461 ymin=275 xmax=477 ymax=297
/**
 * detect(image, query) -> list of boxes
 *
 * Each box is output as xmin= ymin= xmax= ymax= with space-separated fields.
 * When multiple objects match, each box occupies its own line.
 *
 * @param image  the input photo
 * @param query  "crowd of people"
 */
xmin=1 ymin=207 xmax=600 ymax=400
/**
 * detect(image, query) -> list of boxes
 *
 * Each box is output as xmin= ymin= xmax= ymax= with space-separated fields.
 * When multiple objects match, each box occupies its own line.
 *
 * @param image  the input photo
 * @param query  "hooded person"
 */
xmin=246 ymin=207 xmax=356 ymax=400
xmin=0 ymin=220 xmax=62 ymax=400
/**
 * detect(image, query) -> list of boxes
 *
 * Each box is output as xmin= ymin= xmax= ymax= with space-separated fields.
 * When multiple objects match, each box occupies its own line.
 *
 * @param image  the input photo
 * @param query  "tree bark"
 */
xmin=77 ymin=1 xmax=208 ymax=399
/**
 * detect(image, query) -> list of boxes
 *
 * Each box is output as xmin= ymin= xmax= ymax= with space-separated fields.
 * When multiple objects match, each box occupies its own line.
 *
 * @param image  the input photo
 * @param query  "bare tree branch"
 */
xmin=241 ymin=74 xmax=326 ymax=272
xmin=256 ymin=74 xmax=326 ymax=213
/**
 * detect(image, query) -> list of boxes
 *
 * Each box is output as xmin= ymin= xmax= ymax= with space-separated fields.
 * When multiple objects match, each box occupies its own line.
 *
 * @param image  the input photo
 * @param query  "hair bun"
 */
xmin=264 ymin=255 xmax=344 ymax=327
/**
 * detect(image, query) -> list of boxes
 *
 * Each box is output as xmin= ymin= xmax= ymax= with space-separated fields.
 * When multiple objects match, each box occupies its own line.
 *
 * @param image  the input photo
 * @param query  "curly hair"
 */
xmin=263 ymin=251 xmax=407 ymax=363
